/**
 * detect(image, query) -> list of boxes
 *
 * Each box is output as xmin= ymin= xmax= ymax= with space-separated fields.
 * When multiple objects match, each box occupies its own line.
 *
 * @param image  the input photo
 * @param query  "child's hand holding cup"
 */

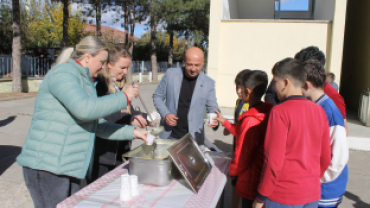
xmin=208 ymin=110 xmax=222 ymax=128
xmin=212 ymin=110 xmax=226 ymax=126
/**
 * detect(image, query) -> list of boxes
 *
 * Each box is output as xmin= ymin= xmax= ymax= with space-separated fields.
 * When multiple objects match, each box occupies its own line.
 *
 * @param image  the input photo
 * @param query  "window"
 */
xmin=275 ymin=0 xmax=315 ymax=19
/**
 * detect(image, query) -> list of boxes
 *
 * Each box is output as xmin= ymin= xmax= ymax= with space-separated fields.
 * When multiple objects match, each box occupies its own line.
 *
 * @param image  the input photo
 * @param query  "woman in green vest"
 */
xmin=16 ymin=36 xmax=147 ymax=208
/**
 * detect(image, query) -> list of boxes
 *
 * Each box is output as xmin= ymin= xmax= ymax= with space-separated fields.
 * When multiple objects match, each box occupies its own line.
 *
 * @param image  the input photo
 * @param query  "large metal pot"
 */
xmin=123 ymin=139 xmax=180 ymax=186
xmin=123 ymin=134 xmax=212 ymax=193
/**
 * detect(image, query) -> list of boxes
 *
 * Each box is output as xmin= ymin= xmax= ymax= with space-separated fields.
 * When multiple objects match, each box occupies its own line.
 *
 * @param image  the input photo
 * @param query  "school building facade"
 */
xmin=207 ymin=0 xmax=351 ymax=108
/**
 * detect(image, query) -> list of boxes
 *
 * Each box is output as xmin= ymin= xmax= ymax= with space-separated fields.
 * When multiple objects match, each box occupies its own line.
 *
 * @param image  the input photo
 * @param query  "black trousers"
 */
xmin=23 ymin=167 xmax=81 ymax=208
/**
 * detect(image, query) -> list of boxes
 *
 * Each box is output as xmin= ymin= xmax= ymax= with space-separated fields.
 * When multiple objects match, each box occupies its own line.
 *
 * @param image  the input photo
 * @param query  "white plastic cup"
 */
xmin=121 ymin=175 xmax=131 ymax=189
xmin=129 ymin=175 xmax=139 ymax=196
xmin=146 ymin=133 xmax=155 ymax=145
xmin=208 ymin=113 xmax=217 ymax=125
xmin=120 ymin=190 xmax=132 ymax=201
xmin=120 ymin=175 xmax=132 ymax=201
xmin=129 ymin=175 xmax=138 ymax=188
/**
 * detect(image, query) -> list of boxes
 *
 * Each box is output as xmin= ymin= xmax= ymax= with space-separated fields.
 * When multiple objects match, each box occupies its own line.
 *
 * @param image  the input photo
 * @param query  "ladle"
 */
xmin=132 ymin=82 xmax=164 ymax=138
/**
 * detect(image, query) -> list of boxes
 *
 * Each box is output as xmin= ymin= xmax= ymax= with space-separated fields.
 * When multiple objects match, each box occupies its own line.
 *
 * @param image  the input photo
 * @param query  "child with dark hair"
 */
xmin=224 ymin=69 xmax=251 ymax=208
xmin=302 ymin=60 xmax=348 ymax=208
xmin=294 ymin=46 xmax=348 ymax=136
xmin=253 ymin=58 xmax=331 ymax=208
xmin=294 ymin=46 xmax=326 ymax=66
xmin=214 ymin=70 xmax=273 ymax=208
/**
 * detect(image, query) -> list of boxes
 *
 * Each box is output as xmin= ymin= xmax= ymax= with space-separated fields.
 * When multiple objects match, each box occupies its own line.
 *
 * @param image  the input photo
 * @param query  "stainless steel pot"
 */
xmin=123 ymin=134 xmax=212 ymax=193
xmin=123 ymin=139 xmax=180 ymax=186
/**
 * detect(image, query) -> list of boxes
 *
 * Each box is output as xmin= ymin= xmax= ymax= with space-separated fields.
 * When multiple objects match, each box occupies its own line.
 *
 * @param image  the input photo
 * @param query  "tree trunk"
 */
xmin=151 ymin=24 xmax=158 ymax=81
xmin=62 ymin=0 xmax=69 ymax=47
xmin=184 ymin=28 xmax=190 ymax=53
xmin=124 ymin=1 xmax=129 ymax=47
xmin=12 ymin=0 xmax=21 ymax=93
xmin=96 ymin=0 xmax=102 ymax=37
xmin=126 ymin=4 xmax=136 ymax=84
xmin=168 ymin=30 xmax=174 ymax=69
xmin=150 ymin=0 xmax=158 ymax=81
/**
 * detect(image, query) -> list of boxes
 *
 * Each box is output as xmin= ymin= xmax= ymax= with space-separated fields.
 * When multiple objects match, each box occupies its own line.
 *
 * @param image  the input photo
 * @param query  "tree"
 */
xmin=62 ymin=0 xmax=69 ymax=47
xmin=133 ymin=30 xmax=185 ymax=62
xmin=159 ymin=0 xmax=184 ymax=68
xmin=12 ymin=0 xmax=21 ymax=92
xmin=95 ymin=0 xmax=101 ymax=37
xmin=0 ymin=3 xmax=13 ymax=54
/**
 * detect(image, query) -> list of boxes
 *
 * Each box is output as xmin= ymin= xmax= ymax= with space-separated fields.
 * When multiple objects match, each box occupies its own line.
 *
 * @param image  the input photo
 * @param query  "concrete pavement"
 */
xmin=0 ymin=83 xmax=369 ymax=208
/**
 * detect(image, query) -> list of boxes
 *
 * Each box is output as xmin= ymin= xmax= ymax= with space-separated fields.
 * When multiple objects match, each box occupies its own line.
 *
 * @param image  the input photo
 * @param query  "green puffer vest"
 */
xmin=17 ymin=59 xmax=135 ymax=179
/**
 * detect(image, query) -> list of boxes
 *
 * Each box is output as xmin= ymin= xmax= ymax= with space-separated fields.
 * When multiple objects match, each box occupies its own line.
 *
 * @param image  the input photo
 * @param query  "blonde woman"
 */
xmin=91 ymin=46 xmax=151 ymax=181
xmin=16 ymin=36 xmax=147 ymax=208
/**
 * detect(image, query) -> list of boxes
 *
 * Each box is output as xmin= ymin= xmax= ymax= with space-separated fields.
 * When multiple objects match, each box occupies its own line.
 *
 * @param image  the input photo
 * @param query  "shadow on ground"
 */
xmin=0 ymin=115 xmax=16 ymax=127
xmin=345 ymin=191 xmax=370 ymax=208
xmin=0 ymin=145 xmax=22 ymax=175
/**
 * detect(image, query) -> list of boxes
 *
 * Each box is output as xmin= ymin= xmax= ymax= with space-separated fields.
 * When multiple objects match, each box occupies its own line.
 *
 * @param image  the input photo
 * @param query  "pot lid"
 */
xmin=167 ymin=133 xmax=212 ymax=193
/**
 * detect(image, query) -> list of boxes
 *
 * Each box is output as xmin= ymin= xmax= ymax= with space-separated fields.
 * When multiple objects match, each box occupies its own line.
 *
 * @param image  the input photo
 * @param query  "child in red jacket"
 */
xmin=214 ymin=70 xmax=273 ymax=208
xmin=253 ymin=58 xmax=331 ymax=208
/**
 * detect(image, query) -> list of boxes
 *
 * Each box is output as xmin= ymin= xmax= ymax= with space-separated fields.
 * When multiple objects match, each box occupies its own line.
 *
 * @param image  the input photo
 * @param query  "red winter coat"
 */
xmin=223 ymin=102 xmax=273 ymax=200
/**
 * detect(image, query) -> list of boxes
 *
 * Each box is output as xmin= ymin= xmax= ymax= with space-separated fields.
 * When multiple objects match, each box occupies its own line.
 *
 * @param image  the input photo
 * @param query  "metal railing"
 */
xmin=131 ymin=61 xmax=183 ymax=74
xmin=0 ymin=56 xmax=184 ymax=78
xmin=0 ymin=55 xmax=54 ymax=78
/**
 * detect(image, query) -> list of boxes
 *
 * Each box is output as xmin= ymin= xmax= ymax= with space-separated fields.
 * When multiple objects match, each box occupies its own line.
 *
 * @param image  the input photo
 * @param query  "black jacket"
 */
xmin=264 ymin=80 xmax=281 ymax=106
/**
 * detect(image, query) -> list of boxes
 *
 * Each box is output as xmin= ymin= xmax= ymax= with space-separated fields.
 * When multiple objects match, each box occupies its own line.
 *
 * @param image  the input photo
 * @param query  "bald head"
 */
xmin=184 ymin=47 xmax=204 ymax=78
xmin=185 ymin=47 xmax=204 ymax=62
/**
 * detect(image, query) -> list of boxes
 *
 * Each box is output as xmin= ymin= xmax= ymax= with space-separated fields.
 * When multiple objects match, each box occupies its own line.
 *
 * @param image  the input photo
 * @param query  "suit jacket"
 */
xmin=153 ymin=67 xmax=220 ymax=145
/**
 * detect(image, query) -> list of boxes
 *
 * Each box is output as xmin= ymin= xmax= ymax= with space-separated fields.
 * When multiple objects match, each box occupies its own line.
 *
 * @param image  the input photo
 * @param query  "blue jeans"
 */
xmin=265 ymin=199 xmax=319 ymax=208
xmin=23 ymin=167 xmax=81 ymax=208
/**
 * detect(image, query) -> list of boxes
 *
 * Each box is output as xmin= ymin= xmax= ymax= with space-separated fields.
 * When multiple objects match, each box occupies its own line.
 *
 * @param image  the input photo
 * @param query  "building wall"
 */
xmin=341 ymin=0 xmax=370 ymax=110
xmin=209 ymin=0 xmax=348 ymax=108
xmin=214 ymin=20 xmax=331 ymax=107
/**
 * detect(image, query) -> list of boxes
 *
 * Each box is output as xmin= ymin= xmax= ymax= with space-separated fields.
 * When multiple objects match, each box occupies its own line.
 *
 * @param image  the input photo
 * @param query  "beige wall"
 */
xmin=214 ymin=20 xmax=331 ymax=107
xmin=209 ymin=0 xmax=348 ymax=108
xmin=341 ymin=0 xmax=370 ymax=110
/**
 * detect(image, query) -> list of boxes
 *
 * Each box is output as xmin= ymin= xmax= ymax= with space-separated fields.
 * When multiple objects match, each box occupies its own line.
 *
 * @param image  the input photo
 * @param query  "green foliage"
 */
xmin=22 ymin=0 xmax=90 ymax=48
xmin=0 ymin=4 xmax=13 ymax=54
xmin=133 ymin=29 xmax=185 ymax=61
xmin=0 ymin=0 xmax=89 ymax=54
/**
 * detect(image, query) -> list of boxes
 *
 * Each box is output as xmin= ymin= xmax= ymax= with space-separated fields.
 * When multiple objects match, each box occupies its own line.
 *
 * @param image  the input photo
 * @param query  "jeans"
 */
xmin=23 ymin=167 xmax=81 ymax=208
xmin=242 ymin=198 xmax=254 ymax=208
xmin=265 ymin=199 xmax=319 ymax=208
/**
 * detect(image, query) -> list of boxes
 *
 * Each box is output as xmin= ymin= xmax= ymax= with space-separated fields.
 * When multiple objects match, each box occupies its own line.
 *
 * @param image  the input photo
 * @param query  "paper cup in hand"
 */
xmin=208 ymin=113 xmax=217 ymax=125
xmin=146 ymin=133 xmax=155 ymax=145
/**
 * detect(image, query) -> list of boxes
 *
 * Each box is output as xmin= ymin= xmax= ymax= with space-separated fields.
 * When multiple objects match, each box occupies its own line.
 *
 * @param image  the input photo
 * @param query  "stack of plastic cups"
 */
xmin=120 ymin=175 xmax=132 ymax=201
xmin=130 ymin=175 xmax=140 ymax=196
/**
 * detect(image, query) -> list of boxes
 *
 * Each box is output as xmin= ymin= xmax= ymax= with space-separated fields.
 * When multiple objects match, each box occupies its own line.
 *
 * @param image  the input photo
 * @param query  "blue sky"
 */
xmin=277 ymin=0 xmax=310 ymax=11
